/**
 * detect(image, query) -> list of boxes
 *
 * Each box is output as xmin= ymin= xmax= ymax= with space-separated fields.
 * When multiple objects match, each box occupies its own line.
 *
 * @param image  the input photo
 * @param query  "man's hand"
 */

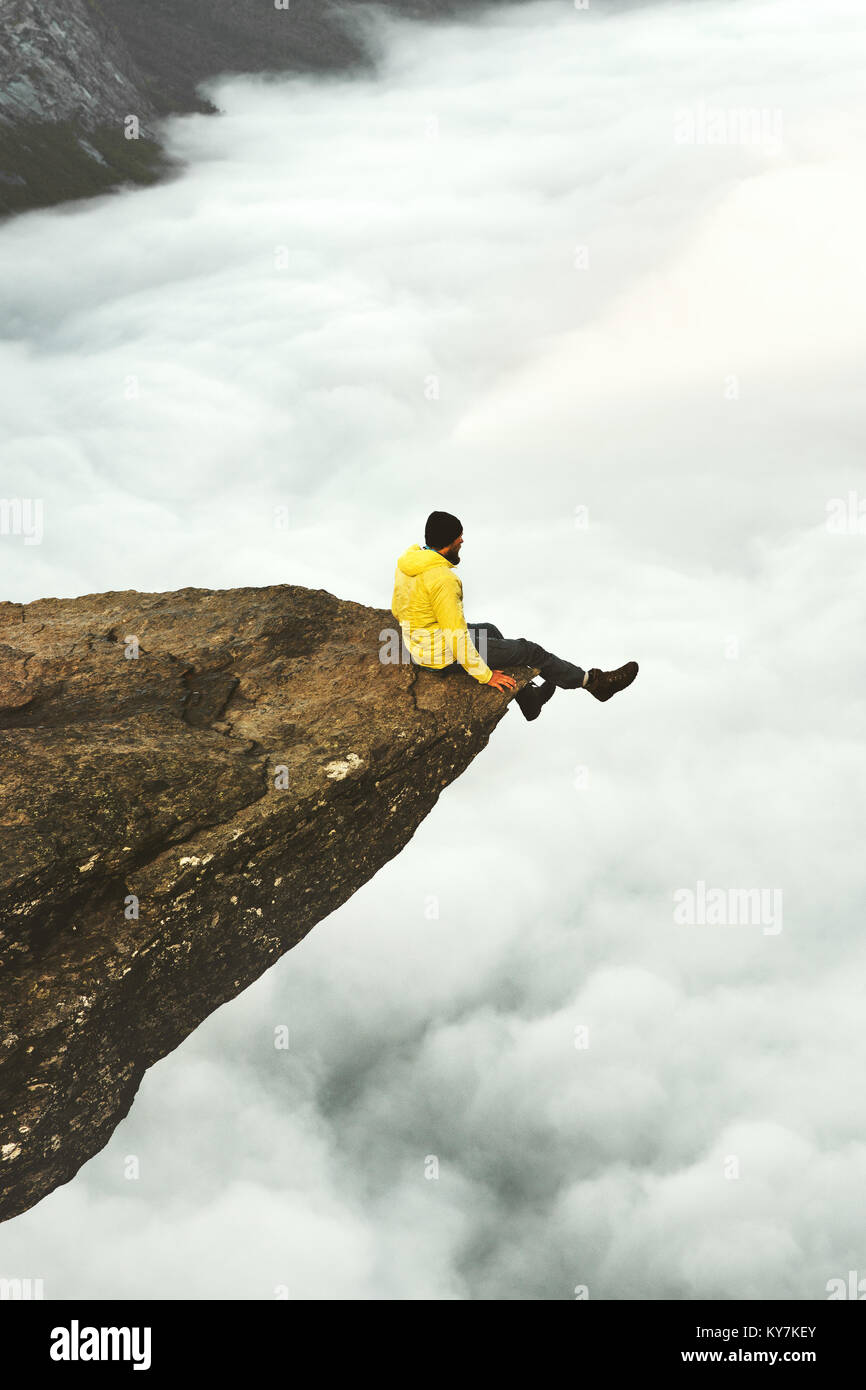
xmin=486 ymin=669 xmax=518 ymax=692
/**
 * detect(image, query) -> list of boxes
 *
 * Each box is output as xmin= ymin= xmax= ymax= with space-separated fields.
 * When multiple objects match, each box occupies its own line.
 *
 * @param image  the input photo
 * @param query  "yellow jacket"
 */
xmin=391 ymin=544 xmax=493 ymax=684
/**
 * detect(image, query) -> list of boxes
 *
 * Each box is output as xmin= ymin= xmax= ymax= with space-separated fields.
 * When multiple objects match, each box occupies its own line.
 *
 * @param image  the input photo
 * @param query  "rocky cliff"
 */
xmin=0 ymin=0 xmax=516 ymax=217
xmin=0 ymin=0 xmax=169 ymax=216
xmin=0 ymin=0 xmax=163 ymax=128
xmin=0 ymin=583 xmax=535 ymax=1222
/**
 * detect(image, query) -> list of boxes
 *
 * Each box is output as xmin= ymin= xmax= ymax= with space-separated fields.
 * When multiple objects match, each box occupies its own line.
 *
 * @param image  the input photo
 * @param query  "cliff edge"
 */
xmin=0 ymin=583 xmax=535 ymax=1221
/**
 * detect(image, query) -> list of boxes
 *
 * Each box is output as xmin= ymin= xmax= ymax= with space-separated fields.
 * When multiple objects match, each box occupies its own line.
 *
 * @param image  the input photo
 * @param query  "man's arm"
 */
xmin=425 ymin=570 xmax=493 ymax=684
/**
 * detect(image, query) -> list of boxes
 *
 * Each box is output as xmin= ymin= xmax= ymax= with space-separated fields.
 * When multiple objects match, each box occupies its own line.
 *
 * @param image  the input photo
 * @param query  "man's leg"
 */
xmin=467 ymin=623 xmax=637 ymax=705
xmin=479 ymin=632 xmax=587 ymax=689
xmin=467 ymin=622 xmax=556 ymax=721
xmin=466 ymin=621 xmax=503 ymax=664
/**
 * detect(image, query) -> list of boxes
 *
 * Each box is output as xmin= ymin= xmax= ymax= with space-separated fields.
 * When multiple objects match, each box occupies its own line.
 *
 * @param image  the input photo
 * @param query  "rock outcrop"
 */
xmin=0 ymin=0 xmax=527 ymax=217
xmin=0 ymin=584 xmax=535 ymax=1222
xmin=0 ymin=0 xmax=368 ymax=216
xmin=0 ymin=0 xmax=159 ymax=132
xmin=0 ymin=0 xmax=170 ymax=217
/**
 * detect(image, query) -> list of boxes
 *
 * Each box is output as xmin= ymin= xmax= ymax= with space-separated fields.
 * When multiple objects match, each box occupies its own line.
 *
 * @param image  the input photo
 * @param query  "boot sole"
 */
xmin=514 ymin=681 xmax=556 ymax=721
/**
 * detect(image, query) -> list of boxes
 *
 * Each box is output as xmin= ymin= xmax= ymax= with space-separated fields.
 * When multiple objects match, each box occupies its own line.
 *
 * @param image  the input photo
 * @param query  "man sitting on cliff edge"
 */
xmin=390 ymin=510 xmax=638 ymax=722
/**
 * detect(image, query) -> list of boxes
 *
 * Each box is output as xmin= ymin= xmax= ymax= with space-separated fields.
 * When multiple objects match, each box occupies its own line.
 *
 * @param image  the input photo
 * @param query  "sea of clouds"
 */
xmin=1 ymin=0 xmax=865 ymax=1298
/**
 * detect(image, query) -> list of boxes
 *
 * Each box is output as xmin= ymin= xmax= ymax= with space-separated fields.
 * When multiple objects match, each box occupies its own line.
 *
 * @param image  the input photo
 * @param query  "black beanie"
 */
xmin=425 ymin=510 xmax=463 ymax=550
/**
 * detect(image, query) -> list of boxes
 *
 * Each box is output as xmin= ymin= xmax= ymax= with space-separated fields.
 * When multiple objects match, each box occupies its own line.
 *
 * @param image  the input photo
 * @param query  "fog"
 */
xmin=1 ymin=0 xmax=865 ymax=1298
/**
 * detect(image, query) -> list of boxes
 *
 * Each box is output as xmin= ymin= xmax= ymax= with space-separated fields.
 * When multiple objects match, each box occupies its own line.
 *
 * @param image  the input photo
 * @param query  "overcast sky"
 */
xmin=2 ymin=0 xmax=865 ymax=1299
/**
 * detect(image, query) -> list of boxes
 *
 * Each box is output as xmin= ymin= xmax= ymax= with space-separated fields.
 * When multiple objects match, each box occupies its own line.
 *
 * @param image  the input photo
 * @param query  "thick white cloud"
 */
xmin=2 ymin=0 xmax=865 ymax=1299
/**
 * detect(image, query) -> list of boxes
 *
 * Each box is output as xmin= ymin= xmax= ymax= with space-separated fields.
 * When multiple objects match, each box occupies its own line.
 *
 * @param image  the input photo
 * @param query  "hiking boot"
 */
xmin=513 ymin=678 xmax=557 ymax=721
xmin=583 ymin=661 xmax=639 ymax=702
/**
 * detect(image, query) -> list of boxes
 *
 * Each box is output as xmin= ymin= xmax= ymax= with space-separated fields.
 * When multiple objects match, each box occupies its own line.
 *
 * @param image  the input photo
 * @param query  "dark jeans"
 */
xmin=411 ymin=621 xmax=586 ymax=688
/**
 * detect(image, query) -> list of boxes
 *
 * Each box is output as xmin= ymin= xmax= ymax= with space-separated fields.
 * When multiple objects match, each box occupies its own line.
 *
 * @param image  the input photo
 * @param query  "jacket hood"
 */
xmin=396 ymin=543 xmax=453 ymax=576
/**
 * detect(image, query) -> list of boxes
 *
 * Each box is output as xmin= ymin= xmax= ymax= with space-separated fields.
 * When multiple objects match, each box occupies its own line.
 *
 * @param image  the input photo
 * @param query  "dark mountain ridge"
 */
xmin=0 ymin=0 xmax=526 ymax=216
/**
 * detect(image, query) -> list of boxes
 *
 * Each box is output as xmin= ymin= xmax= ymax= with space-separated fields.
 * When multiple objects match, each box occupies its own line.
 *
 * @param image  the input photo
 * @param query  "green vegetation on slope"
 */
xmin=0 ymin=121 xmax=176 ymax=218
